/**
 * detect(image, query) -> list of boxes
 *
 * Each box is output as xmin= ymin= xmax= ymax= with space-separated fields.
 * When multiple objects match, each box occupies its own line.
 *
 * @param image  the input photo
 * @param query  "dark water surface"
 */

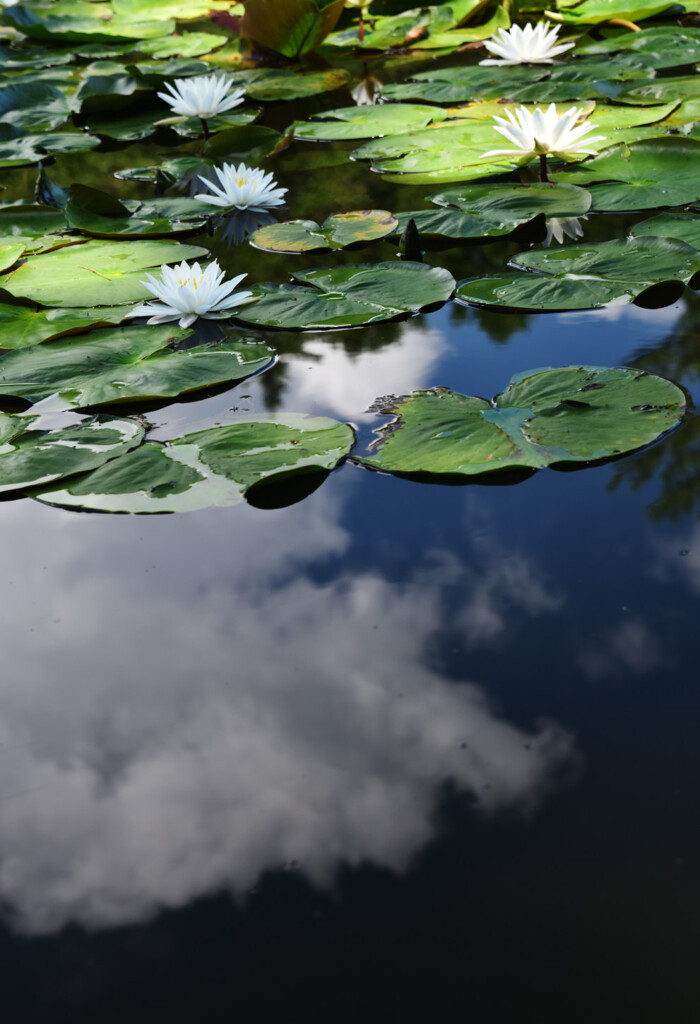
xmin=2 ymin=91 xmax=700 ymax=1022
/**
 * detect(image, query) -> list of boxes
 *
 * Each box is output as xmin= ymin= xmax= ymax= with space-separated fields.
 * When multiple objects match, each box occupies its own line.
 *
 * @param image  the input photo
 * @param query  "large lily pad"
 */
xmin=35 ymin=414 xmax=355 ymax=513
xmin=455 ymin=274 xmax=636 ymax=312
xmin=575 ymin=25 xmax=700 ymax=68
xmin=0 ymin=325 xmax=275 ymax=409
xmin=358 ymin=368 xmax=685 ymax=476
xmin=0 ymin=302 xmax=128 ymax=350
xmin=631 ymin=213 xmax=700 ymax=249
xmin=291 ymin=103 xmax=446 ymax=142
xmin=238 ymin=262 xmax=455 ymax=330
xmin=250 ymin=210 xmax=398 ymax=253
xmin=456 ymin=235 xmax=700 ymax=312
xmin=0 ymin=82 xmax=72 ymax=132
xmin=395 ymin=183 xmax=591 ymax=239
xmin=552 ymin=138 xmax=700 ymax=211
xmin=511 ymin=236 xmax=700 ymax=285
xmin=0 ymin=413 xmax=144 ymax=494
xmin=0 ymin=3 xmax=176 ymax=43
xmin=0 ymin=239 xmax=209 ymax=307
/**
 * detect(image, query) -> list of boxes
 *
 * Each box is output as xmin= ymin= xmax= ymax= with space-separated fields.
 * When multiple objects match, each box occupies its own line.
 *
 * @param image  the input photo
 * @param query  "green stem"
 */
xmin=539 ymin=154 xmax=549 ymax=183
xmin=200 ymin=116 xmax=210 ymax=140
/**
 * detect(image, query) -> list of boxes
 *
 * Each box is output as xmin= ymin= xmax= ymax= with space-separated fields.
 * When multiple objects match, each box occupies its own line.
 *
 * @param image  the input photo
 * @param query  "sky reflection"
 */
xmin=0 ymin=480 xmax=573 ymax=935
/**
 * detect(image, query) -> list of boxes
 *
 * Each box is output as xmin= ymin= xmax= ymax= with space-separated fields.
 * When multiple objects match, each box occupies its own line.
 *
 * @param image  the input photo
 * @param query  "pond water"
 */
xmin=3 ymin=30 xmax=700 ymax=1022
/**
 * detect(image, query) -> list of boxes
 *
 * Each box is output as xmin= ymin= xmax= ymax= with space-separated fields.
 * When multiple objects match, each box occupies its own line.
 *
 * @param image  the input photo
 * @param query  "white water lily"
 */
xmin=480 ymin=21 xmax=574 ymax=66
xmin=157 ymin=74 xmax=245 ymax=118
xmin=127 ymin=260 xmax=255 ymax=328
xmin=544 ymin=215 xmax=587 ymax=247
xmin=483 ymin=104 xmax=605 ymax=161
xmin=195 ymin=162 xmax=288 ymax=212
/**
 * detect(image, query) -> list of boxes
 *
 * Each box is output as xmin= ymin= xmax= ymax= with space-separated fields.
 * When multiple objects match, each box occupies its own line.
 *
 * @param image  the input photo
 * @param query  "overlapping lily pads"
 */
xmin=238 ymin=262 xmax=455 ymax=329
xmin=250 ymin=210 xmax=398 ymax=253
xmin=552 ymin=138 xmax=700 ymax=211
xmin=358 ymin=367 xmax=685 ymax=477
xmin=0 ymin=412 xmax=144 ymax=494
xmin=0 ymin=325 xmax=275 ymax=410
xmin=34 ymin=414 xmax=355 ymax=513
xmin=291 ymin=103 xmax=446 ymax=142
xmin=65 ymin=186 xmax=208 ymax=238
xmin=456 ymin=236 xmax=700 ymax=312
xmin=394 ymin=183 xmax=591 ymax=240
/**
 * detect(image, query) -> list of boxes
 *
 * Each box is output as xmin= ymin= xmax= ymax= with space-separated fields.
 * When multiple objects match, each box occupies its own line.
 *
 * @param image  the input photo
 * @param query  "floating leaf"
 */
xmin=0 ymin=325 xmax=275 ymax=409
xmin=456 ymin=235 xmax=700 ymax=312
xmin=238 ymin=262 xmax=455 ymax=330
xmin=1 ymin=239 xmax=209 ymax=307
xmin=0 ymin=302 xmax=128 ymax=350
xmin=455 ymin=274 xmax=635 ymax=312
xmin=35 ymin=414 xmax=355 ymax=513
xmin=0 ymin=82 xmax=72 ymax=131
xmin=395 ymin=183 xmax=591 ymax=239
xmin=65 ymin=185 xmax=208 ymax=238
xmin=250 ymin=210 xmax=398 ymax=253
xmin=226 ymin=67 xmax=351 ymax=101
xmin=0 ymin=245 xmax=25 ymax=274
xmin=0 ymin=413 xmax=144 ymax=494
xmin=292 ymin=103 xmax=446 ymax=141
xmin=0 ymin=4 xmax=176 ymax=43
xmin=553 ymin=138 xmax=700 ymax=210
xmin=631 ymin=212 xmax=700 ymax=249
xmin=358 ymin=368 xmax=685 ymax=476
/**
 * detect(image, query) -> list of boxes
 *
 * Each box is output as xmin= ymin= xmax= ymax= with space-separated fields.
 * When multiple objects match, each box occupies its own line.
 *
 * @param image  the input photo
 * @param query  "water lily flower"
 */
xmin=157 ymin=74 xmax=245 ymax=119
xmin=351 ymin=74 xmax=383 ymax=106
xmin=544 ymin=215 xmax=587 ymax=247
xmin=195 ymin=162 xmax=288 ymax=213
xmin=126 ymin=259 xmax=255 ymax=328
xmin=483 ymin=104 xmax=605 ymax=180
xmin=479 ymin=21 xmax=575 ymax=66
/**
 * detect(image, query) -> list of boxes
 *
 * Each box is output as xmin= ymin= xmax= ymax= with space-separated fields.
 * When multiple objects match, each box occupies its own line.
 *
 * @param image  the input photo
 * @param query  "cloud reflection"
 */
xmin=0 ymin=486 xmax=573 ymax=934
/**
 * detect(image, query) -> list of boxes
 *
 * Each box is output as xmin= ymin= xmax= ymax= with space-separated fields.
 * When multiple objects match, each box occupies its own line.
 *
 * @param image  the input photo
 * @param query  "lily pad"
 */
xmin=65 ymin=185 xmax=208 ymax=238
xmin=0 ymin=239 xmax=209 ymax=307
xmin=455 ymin=274 xmax=636 ymax=312
xmin=0 ymin=325 xmax=275 ymax=409
xmin=552 ymin=138 xmax=700 ymax=211
xmin=250 ymin=210 xmax=398 ymax=253
xmin=0 ymin=245 xmax=25 ymax=274
xmin=511 ymin=236 xmax=700 ymax=286
xmin=291 ymin=103 xmax=446 ymax=142
xmin=0 ymin=302 xmax=128 ymax=350
xmin=0 ymin=82 xmax=72 ymax=132
xmin=238 ymin=262 xmax=455 ymax=330
xmin=0 ymin=413 xmax=144 ymax=494
xmin=395 ymin=183 xmax=591 ymax=239
xmin=35 ymin=414 xmax=355 ymax=513
xmin=631 ymin=213 xmax=700 ymax=249
xmin=357 ymin=368 xmax=685 ymax=476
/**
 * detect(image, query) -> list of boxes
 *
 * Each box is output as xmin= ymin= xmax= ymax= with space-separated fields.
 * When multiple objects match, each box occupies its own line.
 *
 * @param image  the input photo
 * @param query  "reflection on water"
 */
xmin=0 ymin=485 xmax=573 ymax=935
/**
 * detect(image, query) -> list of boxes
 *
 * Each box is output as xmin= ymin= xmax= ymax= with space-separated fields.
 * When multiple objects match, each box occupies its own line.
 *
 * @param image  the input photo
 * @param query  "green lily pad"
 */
xmin=0 ymin=239 xmax=209 ymax=307
xmin=136 ymin=31 xmax=227 ymax=58
xmin=631 ymin=212 xmax=700 ymax=249
xmin=0 ymin=3 xmax=176 ymax=43
xmin=455 ymin=274 xmax=636 ymax=312
xmin=238 ymin=262 xmax=455 ymax=330
xmin=0 ymin=82 xmax=72 ymax=132
xmin=357 ymin=368 xmax=685 ymax=476
xmin=0 ymin=413 xmax=144 ymax=494
xmin=0 ymin=245 xmax=25 ymax=274
xmin=0 ymin=325 xmax=275 ymax=409
xmin=575 ymin=25 xmax=700 ymax=67
xmin=396 ymin=183 xmax=591 ymax=239
xmin=35 ymin=414 xmax=355 ymax=513
xmin=250 ymin=210 xmax=398 ymax=253
xmin=291 ymin=103 xmax=446 ymax=142
xmin=240 ymin=0 xmax=346 ymax=59
xmin=226 ymin=67 xmax=351 ymax=101
xmin=511 ymin=236 xmax=700 ymax=286
xmin=0 ymin=302 xmax=128 ymax=350
xmin=65 ymin=185 xmax=208 ymax=238
xmin=549 ymin=0 xmax=677 ymax=25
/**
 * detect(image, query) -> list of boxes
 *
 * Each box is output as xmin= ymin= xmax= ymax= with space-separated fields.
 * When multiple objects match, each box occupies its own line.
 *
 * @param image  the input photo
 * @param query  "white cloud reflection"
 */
xmin=0 ymin=481 xmax=573 ymax=935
